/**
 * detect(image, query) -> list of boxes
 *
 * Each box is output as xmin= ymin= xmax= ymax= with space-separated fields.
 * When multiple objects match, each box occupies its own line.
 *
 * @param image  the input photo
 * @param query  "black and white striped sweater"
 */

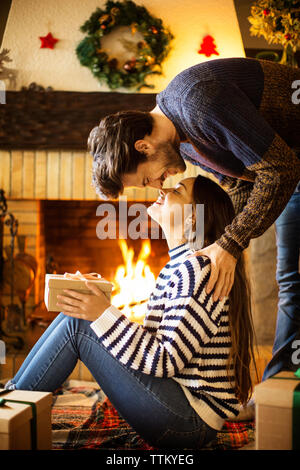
xmin=90 ymin=242 xmax=240 ymax=430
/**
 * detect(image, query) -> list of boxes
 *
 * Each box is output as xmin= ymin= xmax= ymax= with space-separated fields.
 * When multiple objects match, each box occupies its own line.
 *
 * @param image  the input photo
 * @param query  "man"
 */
xmin=88 ymin=57 xmax=300 ymax=380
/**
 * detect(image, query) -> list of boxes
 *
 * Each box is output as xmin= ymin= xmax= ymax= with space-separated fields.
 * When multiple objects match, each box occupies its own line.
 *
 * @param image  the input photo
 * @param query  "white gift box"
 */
xmin=0 ymin=390 xmax=53 ymax=450
xmin=44 ymin=271 xmax=113 ymax=311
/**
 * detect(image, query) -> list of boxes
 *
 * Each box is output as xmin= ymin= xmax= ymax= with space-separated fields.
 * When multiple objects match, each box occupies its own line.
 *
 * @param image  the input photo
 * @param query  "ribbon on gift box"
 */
xmin=63 ymin=271 xmax=102 ymax=280
xmin=270 ymin=368 xmax=300 ymax=450
xmin=0 ymin=395 xmax=37 ymax=450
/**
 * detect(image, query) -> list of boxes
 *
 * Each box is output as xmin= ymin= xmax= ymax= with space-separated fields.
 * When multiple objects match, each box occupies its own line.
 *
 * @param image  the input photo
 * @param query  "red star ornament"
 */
xmin=39 ymin=32 xmax=59 ymax=49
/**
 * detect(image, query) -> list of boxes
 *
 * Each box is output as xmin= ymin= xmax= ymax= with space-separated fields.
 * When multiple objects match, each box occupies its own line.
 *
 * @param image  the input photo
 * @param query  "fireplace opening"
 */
xmin=0 ymin=195 xmax=170 ymax=358
xmin=40 ymin=199 xmax=169 ymax=323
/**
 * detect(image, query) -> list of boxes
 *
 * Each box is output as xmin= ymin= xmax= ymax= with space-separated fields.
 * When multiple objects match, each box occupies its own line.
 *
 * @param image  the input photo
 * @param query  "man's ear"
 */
xmin=134 ymin=139 xmax=151 ymax=154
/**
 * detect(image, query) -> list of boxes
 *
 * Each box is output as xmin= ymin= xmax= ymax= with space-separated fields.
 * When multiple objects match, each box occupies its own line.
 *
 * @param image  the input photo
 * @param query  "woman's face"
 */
xmin=147 ymin=177 xmax=196 ymax=238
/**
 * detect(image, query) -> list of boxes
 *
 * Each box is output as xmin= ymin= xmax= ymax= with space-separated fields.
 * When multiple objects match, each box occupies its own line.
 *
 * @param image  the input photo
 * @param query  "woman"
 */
xmin=5 ymin=175 xmax=256 ymax=449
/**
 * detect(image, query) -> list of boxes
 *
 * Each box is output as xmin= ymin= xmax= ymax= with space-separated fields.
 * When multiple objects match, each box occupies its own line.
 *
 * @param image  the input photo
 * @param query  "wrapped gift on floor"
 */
xmin=44 ymin=271 xmax=113 ymax=312
xmin=254 ymin=370 xmax=300 ymax=450
xmin=0 ymin=389 xmax=53 ymax=450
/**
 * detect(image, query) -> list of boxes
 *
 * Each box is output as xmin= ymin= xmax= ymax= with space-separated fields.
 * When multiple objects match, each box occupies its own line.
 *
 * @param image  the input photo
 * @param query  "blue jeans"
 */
xmin=262 ymin=181 xmax=300 ymax=380
xmin=5 ymin=313 xmax=217 ymax=449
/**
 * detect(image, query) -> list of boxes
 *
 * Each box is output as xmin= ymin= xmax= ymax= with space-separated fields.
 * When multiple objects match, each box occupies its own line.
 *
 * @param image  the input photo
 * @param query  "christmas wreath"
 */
xmin=76 ymin=0 xmax=173 ymax=90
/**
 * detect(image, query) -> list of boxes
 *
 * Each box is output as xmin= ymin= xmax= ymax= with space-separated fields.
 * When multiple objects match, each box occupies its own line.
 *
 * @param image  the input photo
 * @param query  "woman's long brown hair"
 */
xmin=192 ymin=175 xmax=257 ymax=405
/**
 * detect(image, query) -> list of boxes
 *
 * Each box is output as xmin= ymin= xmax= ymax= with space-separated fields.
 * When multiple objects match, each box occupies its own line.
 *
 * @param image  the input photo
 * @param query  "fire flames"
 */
xmin=111 ymin=239 xmax=156 ymax=323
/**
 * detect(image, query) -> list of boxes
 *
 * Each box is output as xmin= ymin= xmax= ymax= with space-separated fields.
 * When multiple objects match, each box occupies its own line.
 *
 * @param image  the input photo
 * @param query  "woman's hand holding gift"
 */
xmin=56 ymin=281 xmax=111 ymax=321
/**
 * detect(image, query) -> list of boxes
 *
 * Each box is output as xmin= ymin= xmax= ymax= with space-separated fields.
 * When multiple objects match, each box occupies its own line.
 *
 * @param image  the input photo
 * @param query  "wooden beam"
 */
xmin=0 ymin=90 xmax=156 ymax=151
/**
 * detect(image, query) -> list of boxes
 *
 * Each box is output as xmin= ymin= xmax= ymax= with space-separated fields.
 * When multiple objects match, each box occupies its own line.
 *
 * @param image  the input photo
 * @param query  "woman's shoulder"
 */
xmin=167 ymin=254 xmax=211 ymax=298
xmin=181 ymin=253 xmax=211 ymax=275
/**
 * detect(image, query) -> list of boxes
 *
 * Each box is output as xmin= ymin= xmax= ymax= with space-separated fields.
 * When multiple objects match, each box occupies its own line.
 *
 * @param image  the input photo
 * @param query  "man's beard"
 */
xmin=154 ymin=141 xmax=186 ymax=173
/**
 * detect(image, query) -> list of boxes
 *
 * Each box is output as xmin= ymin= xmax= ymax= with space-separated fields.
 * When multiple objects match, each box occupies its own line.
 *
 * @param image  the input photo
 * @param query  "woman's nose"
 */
xmin=159 ymin=187 xmax=171 ymax=196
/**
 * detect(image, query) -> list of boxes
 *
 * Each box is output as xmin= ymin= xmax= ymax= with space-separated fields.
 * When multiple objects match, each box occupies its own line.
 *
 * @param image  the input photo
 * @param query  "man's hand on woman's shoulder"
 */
xmin=186 ymin=242 xmax=237 ymax=302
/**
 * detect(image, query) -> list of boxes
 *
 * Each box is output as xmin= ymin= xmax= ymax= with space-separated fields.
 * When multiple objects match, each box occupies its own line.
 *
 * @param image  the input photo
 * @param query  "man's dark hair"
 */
xmin=88 ymin=110 xmax=154 ymax=199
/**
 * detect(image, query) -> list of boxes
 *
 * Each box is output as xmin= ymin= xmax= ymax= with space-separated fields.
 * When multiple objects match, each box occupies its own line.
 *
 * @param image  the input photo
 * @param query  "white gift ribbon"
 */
xmin=63 ymin=271 xmax=102 ymax=280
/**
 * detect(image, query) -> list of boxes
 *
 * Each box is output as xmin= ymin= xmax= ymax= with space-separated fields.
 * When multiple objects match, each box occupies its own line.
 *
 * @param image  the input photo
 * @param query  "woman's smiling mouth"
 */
xmin=154 ymin=198 xmax=163 ymax=206
xmin=154 ymin=193 xmax=165 ymax=206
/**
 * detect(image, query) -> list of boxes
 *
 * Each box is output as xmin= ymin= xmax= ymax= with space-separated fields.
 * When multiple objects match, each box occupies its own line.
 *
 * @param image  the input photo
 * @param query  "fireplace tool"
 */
xmin=14 ymin=234 xmax=38 ymax=325
xmin=0 ymin=189 xmax=23 ymax=349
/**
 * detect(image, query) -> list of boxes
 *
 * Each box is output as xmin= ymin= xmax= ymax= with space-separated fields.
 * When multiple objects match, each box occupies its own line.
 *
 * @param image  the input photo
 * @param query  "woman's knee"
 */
xmin=59 ymin=314 xmax=94 ymax=348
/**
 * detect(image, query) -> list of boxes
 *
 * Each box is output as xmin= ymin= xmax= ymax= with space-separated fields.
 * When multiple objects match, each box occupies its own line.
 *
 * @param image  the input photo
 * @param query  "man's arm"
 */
xmin=185 ymin=79 xmax=300 ymax=299
xmin=220 ymin=177 xmax=254 ymax=216
xmin=189 ymin=138 xmax=300 ymax=300
xmin=216 ymin=133 xmax=300 ymax=259
xmin=187 ymin=80 xmax=300 ymax=259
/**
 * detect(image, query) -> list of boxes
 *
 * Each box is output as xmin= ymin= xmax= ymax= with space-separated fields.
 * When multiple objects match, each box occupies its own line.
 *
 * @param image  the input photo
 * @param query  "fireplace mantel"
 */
xmin=0 ymin=90 xmax=156 ymax=151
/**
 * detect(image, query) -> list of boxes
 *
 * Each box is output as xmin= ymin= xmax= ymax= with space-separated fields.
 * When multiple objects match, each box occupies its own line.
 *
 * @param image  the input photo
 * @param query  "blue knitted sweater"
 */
xmin=156 ymin=57 xmax=300 ymax=258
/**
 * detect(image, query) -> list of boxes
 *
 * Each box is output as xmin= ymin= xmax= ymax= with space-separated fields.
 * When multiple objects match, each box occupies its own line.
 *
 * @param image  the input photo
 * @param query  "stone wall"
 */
xmin=248 ymin=224 xmax=278 ymax=346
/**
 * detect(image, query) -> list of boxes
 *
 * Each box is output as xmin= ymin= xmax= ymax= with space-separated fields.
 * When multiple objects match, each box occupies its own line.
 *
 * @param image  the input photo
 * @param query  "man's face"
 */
xmin=122 ymin=141 xmax=186 ymax=190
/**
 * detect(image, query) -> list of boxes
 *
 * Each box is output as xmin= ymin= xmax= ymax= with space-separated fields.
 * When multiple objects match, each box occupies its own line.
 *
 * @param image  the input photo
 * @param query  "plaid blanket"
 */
xmin=52 ymin=380 xmax=254 ymax=450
